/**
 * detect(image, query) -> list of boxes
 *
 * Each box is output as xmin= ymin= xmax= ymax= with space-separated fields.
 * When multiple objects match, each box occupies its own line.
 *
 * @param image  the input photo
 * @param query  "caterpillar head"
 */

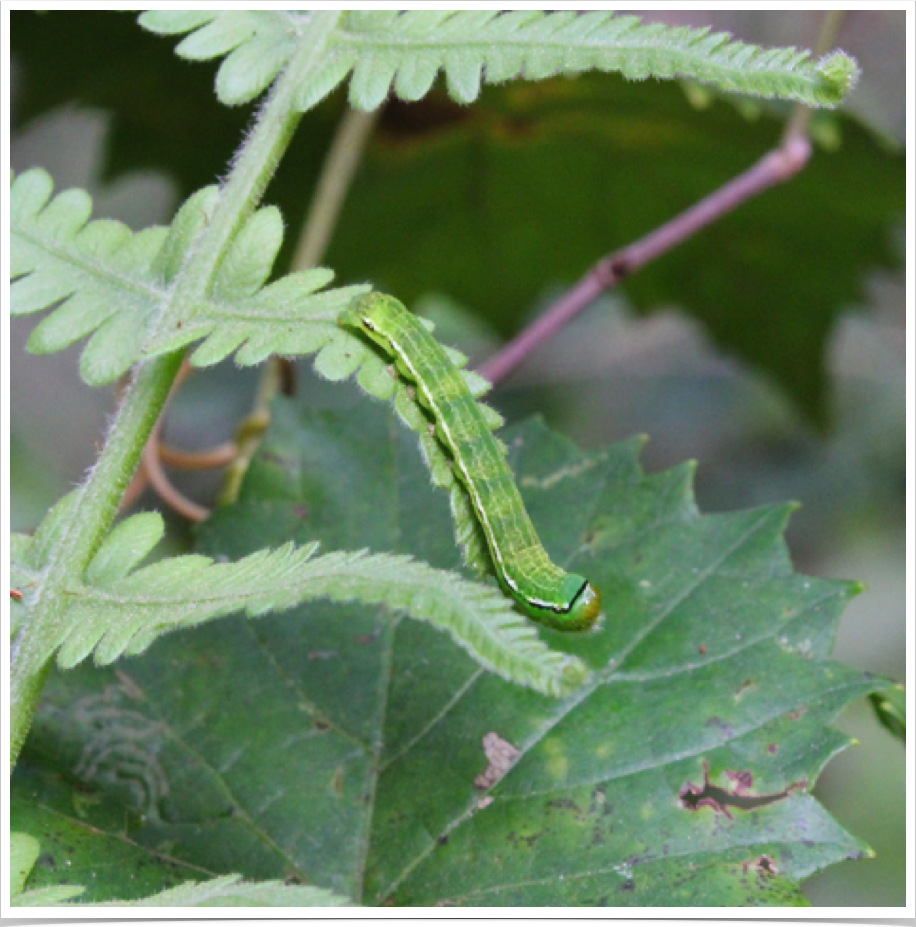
xmin=558 ymin=578 xmax=602 ymax=631
xmin=339 ymin=292 xmax=406 ymax=348
xmin=517 ymin=575 xmax=602 ymax=632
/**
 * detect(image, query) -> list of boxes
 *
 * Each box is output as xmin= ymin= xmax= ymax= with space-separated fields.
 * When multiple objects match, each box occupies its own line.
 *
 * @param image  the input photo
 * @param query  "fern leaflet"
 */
xmin=14 ymin=512 xmax=586 ymax=697
xmin=10 ymin=170 xmax=366 ymax=384
xmin=140 ymin=10 xmax=859 ymax=111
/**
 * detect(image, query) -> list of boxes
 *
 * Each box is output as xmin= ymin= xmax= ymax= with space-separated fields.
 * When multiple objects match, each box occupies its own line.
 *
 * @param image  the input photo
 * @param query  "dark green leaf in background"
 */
xmin=13 ymin=388 xmax=884 ymax=905
xmin=326 ymin=77 xmax=904 ymax=426
xmin=9 ymin=11 xmax=326 ymax=202
xmin=12 ymin=13 xmax=903 ymax=425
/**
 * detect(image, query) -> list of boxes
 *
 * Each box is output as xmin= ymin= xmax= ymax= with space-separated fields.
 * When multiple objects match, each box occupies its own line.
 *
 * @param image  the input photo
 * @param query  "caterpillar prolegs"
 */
xmin=341 ymin=293 xmax=601 ymax=631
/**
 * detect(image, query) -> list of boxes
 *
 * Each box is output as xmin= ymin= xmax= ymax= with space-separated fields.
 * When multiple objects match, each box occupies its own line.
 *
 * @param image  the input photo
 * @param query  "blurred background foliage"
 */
xmin=10 ymin=10 xmax=905 ymax=906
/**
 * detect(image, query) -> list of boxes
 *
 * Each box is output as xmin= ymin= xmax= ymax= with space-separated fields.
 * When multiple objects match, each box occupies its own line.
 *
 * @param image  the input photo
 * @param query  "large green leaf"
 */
xmin=327 ymin=76 xmax=903 ymax=424
xmin=15 ymin=387 xmax=881 ymax=905
xmin=9 ymin=827 xmax=353 ymax=907
xmin=10 ymin=762 xmax=204 ymax=902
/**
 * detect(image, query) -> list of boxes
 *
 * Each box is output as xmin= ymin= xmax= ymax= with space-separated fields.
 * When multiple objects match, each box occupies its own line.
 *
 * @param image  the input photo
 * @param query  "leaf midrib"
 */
xmin=14 ymin=226 xmax=167 ymax=305
xmin=333 ymin=19 xmax=815 ymax=83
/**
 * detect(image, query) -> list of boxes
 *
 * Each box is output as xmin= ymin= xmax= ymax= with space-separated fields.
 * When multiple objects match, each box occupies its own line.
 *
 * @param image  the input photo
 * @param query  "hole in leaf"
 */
xmin=680 ymin=763 xmax=805 ymax=820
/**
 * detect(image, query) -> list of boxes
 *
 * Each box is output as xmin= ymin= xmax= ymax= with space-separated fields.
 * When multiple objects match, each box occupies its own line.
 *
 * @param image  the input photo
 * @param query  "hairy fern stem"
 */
xmin=9 ymin=11 xmax=345 ymax=772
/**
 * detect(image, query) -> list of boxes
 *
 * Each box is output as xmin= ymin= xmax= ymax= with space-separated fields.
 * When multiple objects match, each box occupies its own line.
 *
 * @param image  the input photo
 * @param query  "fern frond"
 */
xmin=12 ymin=531 xmax=42 ymax=639
xmin=139 ymin=10 xmax=858 ymax=111
xmin=51 ymin=513 xmax=586 ymax=697
xmin=337 ymin=11 xmax=858 ymax=109
xmin=139 ymin=10 xmax=299 ymax=105
xmin=143 ymin=266 xmax=369 ymax=367
xmin=12 ymin=169 xmax=171 ymax=385
xmin=11 ymin=532 xmax=40 ymax=590
xmin=10 ymin=170 xmax=366 ymax=384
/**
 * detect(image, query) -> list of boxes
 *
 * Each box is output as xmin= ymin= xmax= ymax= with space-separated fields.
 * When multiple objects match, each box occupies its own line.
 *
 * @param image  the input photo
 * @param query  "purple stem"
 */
xmin=478 ymin=133 xmax=812 ymax=386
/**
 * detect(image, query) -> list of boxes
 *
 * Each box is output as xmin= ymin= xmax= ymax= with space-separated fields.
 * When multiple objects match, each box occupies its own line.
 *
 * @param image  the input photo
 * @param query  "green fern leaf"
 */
xmin=12 ymin=171 xmax=204 ymax=384
xmin=144 ymin=267 xmax=370 ymax=367
xmin=23 ymin=488 xmax=82 ymax=571
xmin=338 ymin=12 xmax=860 ymax=109
xmin=84 ymin=512 xmax=165 ymax=586
xmin=139 ymin=10 xmax=859 ymax=111
xmin=140 ymin=10 xmax=297 ymax=105
xmin=10 ymin=170 xmax=366 ymax=384
xmin=50 ymin=514 xmax=586 ymax=697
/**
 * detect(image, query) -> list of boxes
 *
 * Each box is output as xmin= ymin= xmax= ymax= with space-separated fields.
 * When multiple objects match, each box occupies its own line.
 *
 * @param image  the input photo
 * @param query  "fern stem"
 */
xmin=9 ymin=12 xmax=346 ymax=771
xmin=166 ymin=13 xmax=343 ymax=324
xmin=478 ymin=135 xmax=811 ymax=386
xmin=10 ymin=351 xmax=183 ymax=771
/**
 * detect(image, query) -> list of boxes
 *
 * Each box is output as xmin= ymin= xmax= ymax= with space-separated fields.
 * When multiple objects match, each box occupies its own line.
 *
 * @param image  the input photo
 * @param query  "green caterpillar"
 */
xmin=341 ymin=292 xmax=601 ymax=631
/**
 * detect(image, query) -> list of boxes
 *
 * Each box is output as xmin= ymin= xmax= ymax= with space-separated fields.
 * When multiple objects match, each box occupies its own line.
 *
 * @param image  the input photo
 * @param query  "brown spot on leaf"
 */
xmin=474 ymin=732 xmax=520 ymax=790
xmin=546 ymin=797 xmax=582 ymax=814
xmin=680 ymin=763 xmax=806 ymax=819
xmin=735 ymin=679 xmax=756 ymax=698
xmin=725 ymin=769 xmax=754 ymax=794
xmin=507 ymin=828 xmax=545 ymax=849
